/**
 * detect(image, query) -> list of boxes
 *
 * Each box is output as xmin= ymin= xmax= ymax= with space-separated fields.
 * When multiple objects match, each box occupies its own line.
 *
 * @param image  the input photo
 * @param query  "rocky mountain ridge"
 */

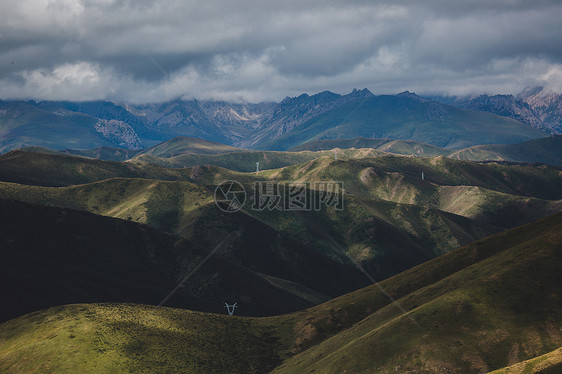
xmin=0 ymin=88 xmax=556 ymax=152
xmin=433 ymin=87 xmax=562 ymax=134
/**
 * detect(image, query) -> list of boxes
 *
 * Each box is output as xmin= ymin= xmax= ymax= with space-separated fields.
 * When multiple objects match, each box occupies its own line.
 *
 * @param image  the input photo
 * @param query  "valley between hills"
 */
xmin=1 ymin=199 xmax=561 ymax=373
xmin=0 ymin=134 xmax=561 ymax=373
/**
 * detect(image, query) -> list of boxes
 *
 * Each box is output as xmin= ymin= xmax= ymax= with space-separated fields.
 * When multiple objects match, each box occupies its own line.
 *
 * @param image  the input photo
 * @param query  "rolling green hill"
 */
xmin=0 ymin=198 xmax=365 ymax=322
xmin=0 ymin=170 xmax=496 ymax=297
xmin=290 ymin=137 xmax=392 ymax=152
xmin=12 ymin=133 xmax=560 ymax=175
xmin=489 ymin=347 xmax=562 ymax=373
xmin=291 ymin=137 xmax=451 ymax=157
xmin=0 ymin=150 xmax=196 ymax=186
xmin=376 ymin=139 xmax=452 ymax=157
xmin=258 ymin=93 xmax=548 ymax=151
xmin=130 ymin=148 xmax=386 ymax=172
xmin=0 ymin=174 xmax=498 ymax=284
xmin=0 ymin=93 xmax=560 ymax=373
xmin=17 ymin=145 xmax=141 ymax=162
xmin=272 ymin=211 xmax=562 ymax=373
xmin=132 ymin=150 xmax=326 ymax=171
xmin=264 ymin=154 xmax=562 ymax=201
xmin=450 ymin=135 xmax=562 ymax=165
xmin=15 ymin=137 xmax=245 ymax=162
xmin=137 ymin=136 xmax=245 ymax=157
xmin=1 ymin=210 xmax=560 ymax=373
xmin=1 ymin=150 xmax=561 ymax=306
xmin=0 ymin=101 xmax=116 ymax=152
xmin=61 ymin=146 xmax=142 ymax=161
xmin=294 ymin=135 xmax=562 ymax=166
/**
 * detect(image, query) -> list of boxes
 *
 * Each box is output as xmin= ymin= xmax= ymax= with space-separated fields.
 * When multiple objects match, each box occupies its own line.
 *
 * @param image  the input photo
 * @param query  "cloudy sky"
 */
xmin=1 ymin=0 xmax=561 ymax=103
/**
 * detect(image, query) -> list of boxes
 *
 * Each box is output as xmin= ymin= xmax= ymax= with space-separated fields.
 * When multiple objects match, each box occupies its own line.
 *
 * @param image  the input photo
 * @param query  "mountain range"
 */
xmin=1 ymin=142 xmax=561 ymax=322
xmin=2 ymin=88 xmax=562 ymax=373
xmin=17 ymin=133 xmax=562 ymax=169
xmin=432 ymin=86 xmax=562 ymax=134
xmin=1 ymin=88 xmax=556 ymax=153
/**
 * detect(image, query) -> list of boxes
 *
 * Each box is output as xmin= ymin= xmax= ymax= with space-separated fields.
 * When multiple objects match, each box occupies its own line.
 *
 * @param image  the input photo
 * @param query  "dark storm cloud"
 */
xmin=0 ymin=0 xmax=561 ymax=102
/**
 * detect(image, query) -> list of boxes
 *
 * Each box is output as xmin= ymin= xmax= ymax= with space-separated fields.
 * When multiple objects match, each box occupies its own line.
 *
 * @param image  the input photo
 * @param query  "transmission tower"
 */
xmin=224 ymin=302 xmax=238 ymax=316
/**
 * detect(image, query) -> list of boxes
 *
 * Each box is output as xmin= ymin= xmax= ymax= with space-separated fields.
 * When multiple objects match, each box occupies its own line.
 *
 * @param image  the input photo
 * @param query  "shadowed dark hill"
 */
xmin=1 ymin=150 xmax=561 ymax=288
xmin=0 ymin=150 xmax=195 ymax=186
xmin=0 ymin=199 xmax=369 ymax=322
xmin=268 ymin=211 xmax=562 ymax=373
xmin=0 ymin=211 xmax=560 ymax=373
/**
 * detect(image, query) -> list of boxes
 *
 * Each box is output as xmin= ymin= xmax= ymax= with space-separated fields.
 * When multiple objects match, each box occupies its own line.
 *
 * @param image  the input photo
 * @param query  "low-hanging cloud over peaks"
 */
xmin=1 ymin=0 xmax=561 ymax=103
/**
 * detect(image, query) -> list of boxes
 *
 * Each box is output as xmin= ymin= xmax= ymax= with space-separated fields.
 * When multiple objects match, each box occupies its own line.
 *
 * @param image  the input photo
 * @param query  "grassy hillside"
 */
xmin=137 ymin=136 xmax=246 ymax=157
xmin=1 ymin=150 xmax=560 ymax=321
xmin=61 ymin=146 xmax=142 ymax=161
xmin=489 ymin=347 xmax=562 ymax=374
xmin=0 ymin=156 xmax=517 ymax=280
xmin=1 ymin=211 xmax=560 ymax=373
xmin=0 ymin=175 xmax=495 ymax=284
xmin=0 ymin=198 xmax=354 ymax=322
xmin=292 ymin=137 xmax=451 ymax=157
xmin=450 ymin=135 xmax=562 ymax=166
xmin=376 ymin=139 xmax=451 ymax=157
xmin=0 ymin=150 xmax=196 ymax=186
xmin=15 ymin=134 xmax=561 ymax=175
xmin=56 ymin=136 xmax=244 ymax=161
xmin=263 ymin=154 xmax=562 ymax=202
xmin=294 ymin=135 xmax=562 ymax=166
xmin=10 ymin=145 xmax=140 ymax=162
xmin=0 ymin=303 xmax=287 ymax=374
xmin=290 ymin=137 xmax=392 ymax=151
xmin=251 ymin=156 xmax=561 ymax=279
xmin=1 ymin=150 xmax=560 ymax=286
xmin=0 ymin=177 xmax=373 ymax=303
xmin=17 ymin=146 xmax=66 ymax=155
xmin=132 ymin=150 xmax=326 ymax=171
xmin=258 ymin=94 xmax=548 ymax=151
xmin=0 ymin=101 xmax=116 ymax=152
xmin=131 ymin=148 xmax=386 ymax=172
xmin=272 ymin=211 xmax=562 ymax=373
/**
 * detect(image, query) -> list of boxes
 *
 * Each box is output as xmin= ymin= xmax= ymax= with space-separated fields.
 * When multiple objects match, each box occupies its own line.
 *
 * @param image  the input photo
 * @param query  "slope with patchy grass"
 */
xmin=1 ymin=211 xmax=560 ymax=373
xmin=136 ymin=136 xmax=246 ymax=157
xmin=272 ymin=211 xmax=562 ymax=373
xmin=488 ymin=347 xmax=562 ymax=374
xmin=450 ymin=135 xmax=562 ymax=166
xmin=294 ymin=135 xmax=562 ymax=166
xmin=0 ymin=150 xmax=194 ymax=186
xmin=0 ymin=199 xmax=359 ymax=321
xmin=1 ymin=151 xmax=561 ymax=291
